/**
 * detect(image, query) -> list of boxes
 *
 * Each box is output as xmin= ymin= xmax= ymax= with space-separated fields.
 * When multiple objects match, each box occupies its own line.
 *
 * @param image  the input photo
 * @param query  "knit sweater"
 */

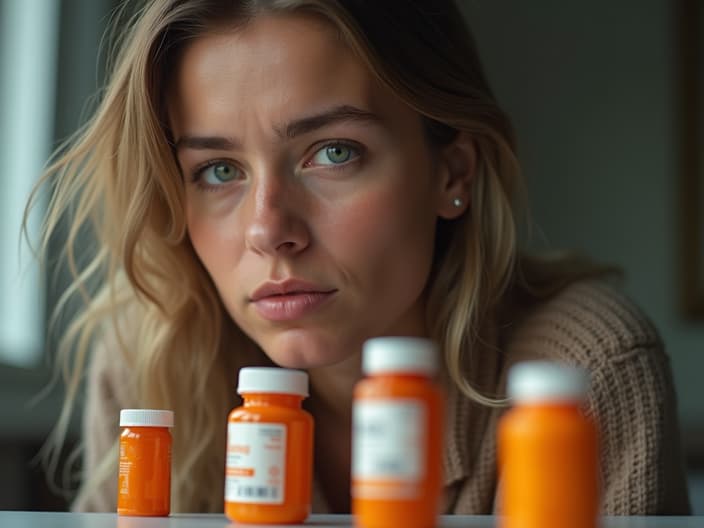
xmin=440 ymin=280 xmax=690 ymax=514
xmin=73 ymin=280 xmax=691 ymax=514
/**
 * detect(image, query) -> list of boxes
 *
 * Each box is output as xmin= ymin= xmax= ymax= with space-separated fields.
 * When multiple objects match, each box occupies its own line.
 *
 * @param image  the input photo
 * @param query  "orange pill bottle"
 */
xmin=117 ymin=409 xmax=174 ymax=516
xmin=498 ymin=361 xmax=599 ymax=528
xmin=352 ymin=337 xmax=444 ymax=528
xmin=225 ymin=367 xmax=313 ymax=524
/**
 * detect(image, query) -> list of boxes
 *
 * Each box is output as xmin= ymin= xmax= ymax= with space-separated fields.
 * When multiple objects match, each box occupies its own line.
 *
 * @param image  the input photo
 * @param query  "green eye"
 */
xmin=325 ymin=145 xmax=352 ymax=164
xmin=202 ymin=162 xmax=239 ymax=184
xmin=309 ymin=143 xmax=360 ymax=167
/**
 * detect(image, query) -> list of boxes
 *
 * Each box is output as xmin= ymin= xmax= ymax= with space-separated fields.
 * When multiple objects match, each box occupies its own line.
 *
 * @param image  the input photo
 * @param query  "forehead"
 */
xmin=169 ymin=13 xmax=413 ymax=138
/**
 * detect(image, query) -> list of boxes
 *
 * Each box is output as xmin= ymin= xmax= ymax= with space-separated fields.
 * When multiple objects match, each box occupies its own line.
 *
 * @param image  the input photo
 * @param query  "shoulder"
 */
xmin=499 ymin=280 xmax=680 ymax=475
xmin=450 ymin=280 xmax=688 ymax=514
xmin=501 ymin=280 xmax=663 ymax=368
xmin=497 ymin=281 xmax=689 ymax=514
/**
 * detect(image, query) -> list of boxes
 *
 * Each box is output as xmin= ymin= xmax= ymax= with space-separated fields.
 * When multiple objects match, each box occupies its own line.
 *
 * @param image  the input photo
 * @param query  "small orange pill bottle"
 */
xmin=498 ymin=361 xmax=599 ymax=528
xmin=225 ymin=367 xmax=313 ymax=524
xmin=117 ymin=409 xmax=174 ymax=516
xmin=352 ymin=337 xmax=444 ymax=528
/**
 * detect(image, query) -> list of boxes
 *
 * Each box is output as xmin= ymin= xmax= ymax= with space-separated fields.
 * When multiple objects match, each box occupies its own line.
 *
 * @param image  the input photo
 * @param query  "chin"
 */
xmin=264 ymin=344 xmax=353 ymax=370
xmin=258 ymin=330 xmax=358 ymax=370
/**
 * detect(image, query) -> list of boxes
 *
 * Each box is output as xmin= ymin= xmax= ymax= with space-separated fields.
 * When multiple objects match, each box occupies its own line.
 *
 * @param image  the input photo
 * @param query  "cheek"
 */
xmin=185 ymin=198 xmax=238 ymax=277
xmin=325 ymin=178 xmax=437 ymax=287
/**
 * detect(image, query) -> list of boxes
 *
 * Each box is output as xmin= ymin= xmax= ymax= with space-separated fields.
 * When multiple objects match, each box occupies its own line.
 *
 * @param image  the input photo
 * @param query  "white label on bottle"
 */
xmin=352 ymin=399 xmax=426 ymax=483
xmin=225 ymin=422 xmax=286 ymax=504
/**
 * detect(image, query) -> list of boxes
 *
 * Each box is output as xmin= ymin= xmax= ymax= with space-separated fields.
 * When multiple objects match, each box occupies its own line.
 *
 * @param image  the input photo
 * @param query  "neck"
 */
xmin=305 ymin=351 xmax=362 ymax=513
xmin=307 ymin=349 xmax=363 ymax=420
xmin=306 ymin=311 xmax=432 ymax=417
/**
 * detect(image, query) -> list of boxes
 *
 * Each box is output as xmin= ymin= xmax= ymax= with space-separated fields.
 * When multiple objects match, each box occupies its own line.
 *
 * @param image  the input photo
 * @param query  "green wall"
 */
xmin=461 ymin=0 xmax=704 ymax=432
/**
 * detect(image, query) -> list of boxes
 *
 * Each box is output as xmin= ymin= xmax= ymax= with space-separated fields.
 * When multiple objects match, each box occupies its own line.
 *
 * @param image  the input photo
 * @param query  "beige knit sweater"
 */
xmin=74 ymin=280 xmax=691 ymax=514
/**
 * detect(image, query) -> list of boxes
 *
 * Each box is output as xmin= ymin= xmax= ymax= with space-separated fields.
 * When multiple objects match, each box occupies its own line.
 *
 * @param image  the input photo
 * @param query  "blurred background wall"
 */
xmin=0 ymin=0 xmax=114 ymax=511
xmin=461 ymin=0 xmax=704 ymax=433
xmin=0 ymin=0 xmax=701 ymax=513
xmin=463 ymin=0 xmax=703 ymax=511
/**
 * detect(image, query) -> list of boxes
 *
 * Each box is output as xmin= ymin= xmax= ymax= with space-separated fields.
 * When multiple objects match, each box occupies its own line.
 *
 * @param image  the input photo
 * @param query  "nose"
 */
xmin=243 ymin=174 xmax=310 ymax=257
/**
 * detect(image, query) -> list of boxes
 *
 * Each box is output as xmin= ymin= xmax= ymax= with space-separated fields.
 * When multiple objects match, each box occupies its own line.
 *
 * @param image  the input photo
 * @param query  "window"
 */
xmin=0 ymin=0 xmax=60 ymax=367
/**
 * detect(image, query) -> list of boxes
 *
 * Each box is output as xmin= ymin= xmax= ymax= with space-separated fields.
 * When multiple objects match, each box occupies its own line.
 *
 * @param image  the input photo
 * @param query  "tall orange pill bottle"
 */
xmin=117 ymin=409 xmax=174 ymax=516
xmin=352 ymin=337 xmax=444 ymax=528
xmin=225 ymin=367 xmax=313 ymax=524
xmin=498 ymin=361 xmax=599 ymax=528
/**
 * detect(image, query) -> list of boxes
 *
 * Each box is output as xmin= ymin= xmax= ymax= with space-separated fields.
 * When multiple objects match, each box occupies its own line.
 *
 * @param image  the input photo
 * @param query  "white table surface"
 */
xmin=0 ymin=512 xmax=702 ymax=528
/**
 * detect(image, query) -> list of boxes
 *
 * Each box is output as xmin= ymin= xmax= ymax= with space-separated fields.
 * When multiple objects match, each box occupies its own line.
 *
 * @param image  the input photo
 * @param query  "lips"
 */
xmin=249 ymin=279 xmax=337 ymax=321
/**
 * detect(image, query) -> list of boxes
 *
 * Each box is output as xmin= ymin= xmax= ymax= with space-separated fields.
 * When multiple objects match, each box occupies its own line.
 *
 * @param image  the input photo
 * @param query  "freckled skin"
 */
xmin=170 ymin=15 xmax=451 ymax=369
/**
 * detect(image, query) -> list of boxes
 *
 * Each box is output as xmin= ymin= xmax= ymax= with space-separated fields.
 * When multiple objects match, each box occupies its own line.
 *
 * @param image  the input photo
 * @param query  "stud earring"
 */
xmin=453 ymin=198 xmax=463 ymax=207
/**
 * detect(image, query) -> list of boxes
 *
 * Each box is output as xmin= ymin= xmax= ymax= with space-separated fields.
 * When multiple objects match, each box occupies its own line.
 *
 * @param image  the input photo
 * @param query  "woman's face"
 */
xmin=170 ymin=14 xmax=463 ymax=368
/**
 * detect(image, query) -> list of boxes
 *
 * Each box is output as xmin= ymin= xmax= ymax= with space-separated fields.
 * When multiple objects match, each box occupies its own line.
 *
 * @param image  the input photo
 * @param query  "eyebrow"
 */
xmin=279 ymin=104 xmax=383 ymax=139
xmin=174 ymin=104 xmax=383 ymax=152
xmin=174 ymin=135 xmax=237 ymax=151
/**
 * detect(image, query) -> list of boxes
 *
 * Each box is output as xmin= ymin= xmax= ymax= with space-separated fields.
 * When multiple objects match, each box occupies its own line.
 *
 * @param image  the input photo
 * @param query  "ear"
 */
xmin=435 ymin=131 xmax=476 ymax=220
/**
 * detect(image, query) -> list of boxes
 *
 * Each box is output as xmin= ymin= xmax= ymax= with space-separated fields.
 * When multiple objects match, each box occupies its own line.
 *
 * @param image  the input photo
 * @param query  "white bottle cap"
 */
xmin=119 ymin=409 xmax=174 ymax=428
xmin=237 ymin=367 xmax=309 ymax=397
xmin=507 ymin=361 xmax=590 ymax=404
xmin=362 ymin=337 xmax=438 ymax=375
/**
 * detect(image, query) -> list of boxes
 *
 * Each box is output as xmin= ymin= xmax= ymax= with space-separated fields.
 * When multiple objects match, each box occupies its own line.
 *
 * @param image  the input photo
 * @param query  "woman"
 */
xmin=30 ymin=0 xmax=690 ymax=515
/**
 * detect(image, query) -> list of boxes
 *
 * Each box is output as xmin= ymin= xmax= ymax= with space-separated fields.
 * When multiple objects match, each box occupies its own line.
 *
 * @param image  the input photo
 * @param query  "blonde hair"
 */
xmin=28 ymin=0 xmax=571 ymax=512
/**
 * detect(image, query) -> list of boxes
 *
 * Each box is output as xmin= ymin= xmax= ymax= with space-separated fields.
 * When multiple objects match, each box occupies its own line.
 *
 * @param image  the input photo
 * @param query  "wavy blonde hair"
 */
xmin=27 ymin=0 xmax=576 ymax=513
